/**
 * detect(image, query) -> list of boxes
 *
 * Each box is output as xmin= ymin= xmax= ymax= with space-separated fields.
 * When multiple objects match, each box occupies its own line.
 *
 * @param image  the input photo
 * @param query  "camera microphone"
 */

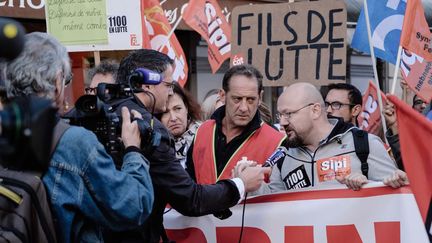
xmin=128 ymin=68 xmax=162 ymax=86
xmin=263 ymin=146 xmax=288 ymax=167
xmin=0 ymin=18 xmax=25 ymax=60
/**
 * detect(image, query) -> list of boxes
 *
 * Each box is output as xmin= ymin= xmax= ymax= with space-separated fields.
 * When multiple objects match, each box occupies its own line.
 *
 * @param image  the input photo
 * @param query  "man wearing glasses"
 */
xmin=85 ymin=60 xmax=119 ymax=95
xmin=248 ymin=82 xmax=407 ymax=194
xmin=324 ymin=83 xmax=363 ymax=126
xmin=109 ymin=50 xmax=269 ymax=242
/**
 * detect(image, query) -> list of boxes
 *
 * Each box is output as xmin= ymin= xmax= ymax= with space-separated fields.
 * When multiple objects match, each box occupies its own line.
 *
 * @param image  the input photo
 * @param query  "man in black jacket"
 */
xmin=110 ymin=49 xmax=270 ymax=242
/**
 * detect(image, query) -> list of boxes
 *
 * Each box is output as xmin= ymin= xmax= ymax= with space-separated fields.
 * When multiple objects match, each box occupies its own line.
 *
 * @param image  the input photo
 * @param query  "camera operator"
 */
xmin=3 ymin=32 xmax=154 ymax=243
xmin=111 ymin=49 xmax=270 ymax=242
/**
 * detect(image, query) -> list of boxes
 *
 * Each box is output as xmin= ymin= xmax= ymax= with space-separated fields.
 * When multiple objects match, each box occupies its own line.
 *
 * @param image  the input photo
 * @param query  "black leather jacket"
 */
xmin=109 ymin=98 xmax=240 ymax=243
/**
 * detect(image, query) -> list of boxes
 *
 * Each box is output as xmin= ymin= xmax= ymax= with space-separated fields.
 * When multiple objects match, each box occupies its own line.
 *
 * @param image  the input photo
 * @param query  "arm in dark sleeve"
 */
xmin=148 ymin=123 xmax=239 ymax=216
xmin=386 ymin=130 xmax=404 ymax=171
xmin=150 ymin=157 xmax=240 ymax=217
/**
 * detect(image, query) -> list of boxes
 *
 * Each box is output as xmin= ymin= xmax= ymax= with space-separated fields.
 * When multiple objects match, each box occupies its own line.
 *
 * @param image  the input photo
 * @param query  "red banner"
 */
xmin=183 ymin=0 xmax=231 ymax=73
xmin=400 ymin=0 xmax=432 ymax=62
xmin=388 ymin=95 xmax=432 ymax=225
xmin=400 ymin=48 xmax=432 ymax=102
xmin=358 ymin=81 xmax=387 ymax=136
xmin=142 ymin=0 xmax=189 ymax=86
xmin=164 ymin=185 xmax=429 ymax=242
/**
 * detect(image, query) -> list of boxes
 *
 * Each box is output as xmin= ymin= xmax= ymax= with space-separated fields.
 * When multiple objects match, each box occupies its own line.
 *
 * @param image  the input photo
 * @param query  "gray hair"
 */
xmin=5 ymin=32 xmax=71 ymax=100
xmin=87 ymin=59 xmax=119 ymax=84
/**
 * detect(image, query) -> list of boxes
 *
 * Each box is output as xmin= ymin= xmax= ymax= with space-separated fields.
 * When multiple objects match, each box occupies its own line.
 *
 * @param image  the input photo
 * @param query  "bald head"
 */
xmin=279 ymin=82 xmax=324 ymax=108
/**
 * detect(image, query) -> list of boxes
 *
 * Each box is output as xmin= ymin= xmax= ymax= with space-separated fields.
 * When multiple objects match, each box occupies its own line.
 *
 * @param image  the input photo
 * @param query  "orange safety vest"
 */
xmin=192 ymin=120 xmax=286 ymax=184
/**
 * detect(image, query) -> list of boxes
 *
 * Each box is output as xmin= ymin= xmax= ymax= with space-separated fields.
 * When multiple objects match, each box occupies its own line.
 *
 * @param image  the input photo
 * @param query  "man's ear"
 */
xmin=142 ymin=85 xmax=153 ymax=92
xmin=351 ymin=104 xmax=362 ymax=117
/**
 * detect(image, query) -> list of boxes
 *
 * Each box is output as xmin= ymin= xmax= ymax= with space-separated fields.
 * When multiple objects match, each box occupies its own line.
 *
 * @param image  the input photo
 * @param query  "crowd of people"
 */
xmin=0 ymin=31 xmax=425 ymax=242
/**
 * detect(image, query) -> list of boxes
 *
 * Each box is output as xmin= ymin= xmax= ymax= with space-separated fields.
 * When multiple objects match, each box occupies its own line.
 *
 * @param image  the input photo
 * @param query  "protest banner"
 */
xmin=46 ymin=0 xmax=144 ymax=52
xmin=231 ymin=0 xmax=346 ymax=87
xmin=143 ymin=0 xmax=188 ymax=86
xmin=400 ymin=0 xmax=432 ymax=62
xmin=183 ymin=0 xmax=232 ymax=74
xmin=388 ymin=95 xmax=432 ymax=240
xmin=400 ymin=49 xmax=432 ymax=102
xmin=164 ymin=184 xmax=429 ymax=242
xmin=358 ymin=81 xmax=387 ymax=136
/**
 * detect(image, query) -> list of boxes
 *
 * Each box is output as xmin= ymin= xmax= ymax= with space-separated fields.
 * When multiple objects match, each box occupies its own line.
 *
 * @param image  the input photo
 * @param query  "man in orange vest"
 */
xmin=186 ymin=64 xmax=286 ymax=185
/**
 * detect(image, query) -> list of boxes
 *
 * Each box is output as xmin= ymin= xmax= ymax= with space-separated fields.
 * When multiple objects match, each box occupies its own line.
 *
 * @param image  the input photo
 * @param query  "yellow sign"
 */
xmin=45 ymin=0 xmax=108 ymax=45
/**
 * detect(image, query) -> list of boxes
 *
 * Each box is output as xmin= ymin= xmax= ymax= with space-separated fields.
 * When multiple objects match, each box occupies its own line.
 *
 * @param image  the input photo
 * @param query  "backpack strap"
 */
xmin=50 ymin=119 xmax=70 ymax=158
xmin=351 ymin=128 xmax=369 ymax=178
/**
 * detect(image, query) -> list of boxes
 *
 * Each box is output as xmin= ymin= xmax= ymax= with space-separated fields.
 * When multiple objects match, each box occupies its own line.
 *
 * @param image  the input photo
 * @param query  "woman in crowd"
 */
xmin=201 ymin=89 xmax=224 ymax=120
xmin=161 ymin=82 xmax=202 ymax=168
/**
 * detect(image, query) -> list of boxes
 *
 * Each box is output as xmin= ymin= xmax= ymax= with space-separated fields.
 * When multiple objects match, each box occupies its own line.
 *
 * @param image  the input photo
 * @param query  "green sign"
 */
xmin=45 ymin=0 xmax=108 ymax=45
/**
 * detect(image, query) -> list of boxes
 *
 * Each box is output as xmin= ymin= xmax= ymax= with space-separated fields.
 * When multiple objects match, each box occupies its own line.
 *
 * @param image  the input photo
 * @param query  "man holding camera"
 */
xmin=4 ymin=32 xmax=154 ymax=243
xmin=112 ymin=49 xmax=269 ymax=242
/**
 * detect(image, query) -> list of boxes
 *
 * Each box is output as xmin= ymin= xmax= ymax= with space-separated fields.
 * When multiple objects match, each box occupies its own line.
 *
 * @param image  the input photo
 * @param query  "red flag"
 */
xmin=387 ymin=95 xmax=432 ymax=236
xmin=400 ymin=48 xmax=432 ymax=103
xmin=400 ymin=0 xmax=432 ymax=62
xmin=358 ymin=81 xmax=387 ymax=136
xmin=183 ymin=0 xmax=231 ymax=73
xmin=141 ymin=0 xmax=189 ymax=86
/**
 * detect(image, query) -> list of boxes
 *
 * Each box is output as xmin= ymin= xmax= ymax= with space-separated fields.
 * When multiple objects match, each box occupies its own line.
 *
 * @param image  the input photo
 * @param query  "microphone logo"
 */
xmin=264 ymin=147 xmax=287 ymax=167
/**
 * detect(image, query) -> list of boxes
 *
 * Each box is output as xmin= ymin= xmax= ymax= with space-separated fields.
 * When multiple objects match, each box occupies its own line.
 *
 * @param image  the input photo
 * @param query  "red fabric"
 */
xmin=183 ymin=0 xmax=231 ymax=73
xmin=192 ymin=120 xmax=285 ymax=184
xmin=141 ymin=0 xmax=188 ymax=86
xmin=358 ymin=81 xmax=387 ymax=136
xmin=388 ymin=95 xmax=432 ymax=222
xmin=400 ymin=48 xmax=432 ymax=102
xmin=400 ymin=0 xmax=432 ymax=62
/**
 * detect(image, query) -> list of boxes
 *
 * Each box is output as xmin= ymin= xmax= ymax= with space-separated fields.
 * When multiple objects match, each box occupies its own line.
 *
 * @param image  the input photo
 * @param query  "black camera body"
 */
xmin=64 ymin=70 xmax=163 ymax=167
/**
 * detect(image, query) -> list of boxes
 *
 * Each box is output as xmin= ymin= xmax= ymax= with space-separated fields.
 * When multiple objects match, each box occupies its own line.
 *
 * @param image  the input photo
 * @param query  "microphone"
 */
xmin=128 ymin=68 xmax=162 ymax=86
xmin=0 ymin=18 xmax=25 ymax=60
xmin=263 ymin=146 xmax=288 ymax=167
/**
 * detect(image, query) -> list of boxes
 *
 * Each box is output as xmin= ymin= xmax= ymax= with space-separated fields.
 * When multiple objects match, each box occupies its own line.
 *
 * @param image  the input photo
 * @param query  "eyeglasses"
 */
xmin=413 ymin=99 xmax=426 ymax=106
xmin=276 ymin=103 xmax=314 ymax=121
xmin=64 ymin=73 xmax=73 ymax=86
xmin=324 ymin=101 xmax=354 ymax=110
xmin=161 ymin=80 xmax=174 ymax=88
xmin=85 ymin=87 xmax=97 ymax=94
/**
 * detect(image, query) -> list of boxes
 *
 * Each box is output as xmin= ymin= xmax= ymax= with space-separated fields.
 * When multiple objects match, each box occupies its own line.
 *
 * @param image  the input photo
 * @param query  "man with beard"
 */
xmin=247 ymin=82 xmax=407 ymax=193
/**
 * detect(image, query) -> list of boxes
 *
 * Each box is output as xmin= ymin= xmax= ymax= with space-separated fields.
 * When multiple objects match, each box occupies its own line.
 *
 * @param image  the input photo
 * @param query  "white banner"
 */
xmin=66 ymin=0 xmax=143 ymax=52
xmin=164 ymin=184 xmax=429 ymax=243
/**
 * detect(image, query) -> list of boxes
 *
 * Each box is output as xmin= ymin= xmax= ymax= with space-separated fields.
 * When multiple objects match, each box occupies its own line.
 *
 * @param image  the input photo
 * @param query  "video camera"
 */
xmin=0 ymin=18 xmax=57 ymax=171
xmin=63 ymin=68 xmax=163 ymax=167
xmin=0 ymin=96 xmax=58 ymax=171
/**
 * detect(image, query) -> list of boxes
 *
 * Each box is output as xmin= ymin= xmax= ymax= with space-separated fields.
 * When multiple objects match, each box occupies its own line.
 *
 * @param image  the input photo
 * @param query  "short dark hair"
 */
xmin=327 ymin=83 xmax=362 ymax=107
xmin=87 ymin=60 xmax=119 ymax=83
xmin=116 ymin=49 xmax=174 ymax=85
xmin=172 ymin=82 xmax=202 ymax=122
xmin=222 ymin=64 xmax=263 ymax=94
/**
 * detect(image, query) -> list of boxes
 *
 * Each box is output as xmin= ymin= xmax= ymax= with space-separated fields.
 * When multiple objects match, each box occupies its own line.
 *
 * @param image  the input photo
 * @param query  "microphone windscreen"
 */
xmin=0 ymin=18 xmax=25 ymax=61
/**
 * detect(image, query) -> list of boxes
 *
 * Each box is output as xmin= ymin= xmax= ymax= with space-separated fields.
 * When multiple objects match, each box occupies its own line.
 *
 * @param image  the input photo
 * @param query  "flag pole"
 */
xmin=157 ymin=13 xmax=183 ymax=52
xmin=363 ymin=0 xmax=389 ymax=143
xmin=390 ymin=46 xmax=403 ymax=95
